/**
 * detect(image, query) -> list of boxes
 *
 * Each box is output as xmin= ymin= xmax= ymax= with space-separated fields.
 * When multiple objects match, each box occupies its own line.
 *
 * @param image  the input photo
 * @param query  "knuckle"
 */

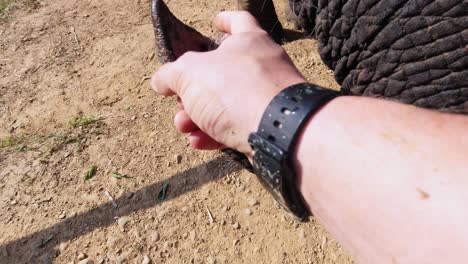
xmin=178 ymin=51 xmax=198 ymax=62
xmin=237 ymin=11 xmax=253 ymax=18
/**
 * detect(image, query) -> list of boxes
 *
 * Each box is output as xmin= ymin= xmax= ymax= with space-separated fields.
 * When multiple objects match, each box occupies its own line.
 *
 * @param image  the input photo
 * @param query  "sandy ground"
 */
xmin=0 ymin=0 xmax=352 ymax=263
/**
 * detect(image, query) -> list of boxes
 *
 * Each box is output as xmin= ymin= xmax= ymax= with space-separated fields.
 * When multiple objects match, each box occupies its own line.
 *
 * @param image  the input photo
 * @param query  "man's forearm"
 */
xmin=294 ymin=96 xmax=468 ymax=263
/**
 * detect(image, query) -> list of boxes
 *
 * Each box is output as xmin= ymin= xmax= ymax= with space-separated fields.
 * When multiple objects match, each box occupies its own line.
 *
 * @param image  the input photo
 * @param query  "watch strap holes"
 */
xmin=267 ymin=135 xmax=276 ymax=142
xmin=273 ymin=120 xmax=283 ymax=129
xmin=281 ymin=107 xmax=292 ymax=115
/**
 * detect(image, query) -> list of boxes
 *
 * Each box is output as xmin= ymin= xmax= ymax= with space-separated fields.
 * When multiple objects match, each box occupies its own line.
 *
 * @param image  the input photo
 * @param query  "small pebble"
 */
xmin=220 ymin=219 xmax=226 ymax=225
xmin=244 ymin=209 xmax=252 ymax=216
xmin=246 ymin=197 xmax=258 ymax=206
xmin=207 ymin=256 xmax=216 ymax=264
xmin=232 ymin=222 xmax=240 ymax=230
xmin=59 ymin=242 xmax=69 ymax=252
xmin=233 ymin=239 xmax=240 ymax=246
xmin=10 ymin=200 xmax=17 ymax=205
xmin=106 ymin=236 xmax=121 ymax=249
xmin=236 ymin=185 xmax=246 ymax=193
xmin=130 ymin=115 xmax=137 ymax=121
xmin=78 ymin=258 xmax=94 ymax=264
xmin=150 ymin=231 xmax=160 ymax=242
xmin=58 ymin=212 xmax=66 ymax=219
xmin=118 ymin=217 xmax=129 ymax=231
xmin=163 ymin=241 xmax=172 ymax=248
xmin=77 ymin=253 xmax=87 ymax=260
xmin=142 ymin=255 xmax=151 ymax=264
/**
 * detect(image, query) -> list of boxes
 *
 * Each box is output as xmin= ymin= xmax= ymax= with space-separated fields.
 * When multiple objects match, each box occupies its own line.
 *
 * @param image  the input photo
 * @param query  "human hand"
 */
xmin=151 ymin=11 xmax=306 ymax=156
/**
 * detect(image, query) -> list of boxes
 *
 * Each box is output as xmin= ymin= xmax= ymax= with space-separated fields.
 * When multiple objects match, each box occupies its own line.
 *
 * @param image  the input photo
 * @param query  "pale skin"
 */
xmin=152 ymin=11 xmax=468 ymax=264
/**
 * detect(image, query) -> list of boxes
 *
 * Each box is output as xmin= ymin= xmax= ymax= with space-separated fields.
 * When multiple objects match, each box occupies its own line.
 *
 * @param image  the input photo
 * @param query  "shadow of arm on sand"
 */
xmin=0 ymin=156 xmax=242 ymax=263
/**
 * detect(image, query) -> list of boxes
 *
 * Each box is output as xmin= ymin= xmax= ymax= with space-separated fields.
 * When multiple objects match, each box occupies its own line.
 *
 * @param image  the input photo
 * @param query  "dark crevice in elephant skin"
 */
xmin=312 ymin=0 xmax=468 ymax=113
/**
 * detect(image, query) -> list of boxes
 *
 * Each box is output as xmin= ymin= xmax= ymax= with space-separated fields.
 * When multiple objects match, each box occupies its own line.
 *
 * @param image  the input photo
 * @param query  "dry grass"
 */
xmin=0 ymin=0 xmax=15 ymax=17
xmin=0 ymin=0 xmax=37 ymax=18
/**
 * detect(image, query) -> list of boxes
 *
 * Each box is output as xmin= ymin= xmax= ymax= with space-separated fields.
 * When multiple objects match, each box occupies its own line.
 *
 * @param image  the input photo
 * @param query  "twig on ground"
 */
xmin=206 ymin=206 xmax=215 ymax=224
xmin=70 ymin=27 xmax=83 ymax=52
xmin=104 ymin=190 xmax=118 ymax=208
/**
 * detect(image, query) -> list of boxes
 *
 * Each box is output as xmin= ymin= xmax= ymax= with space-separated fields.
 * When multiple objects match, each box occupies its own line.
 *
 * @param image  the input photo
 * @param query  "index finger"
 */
xmin=214 ymin=11 xmax=262 ymax=34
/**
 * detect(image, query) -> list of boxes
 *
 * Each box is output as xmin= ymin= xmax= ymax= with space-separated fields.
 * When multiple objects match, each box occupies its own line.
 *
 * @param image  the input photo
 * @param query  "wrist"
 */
xmin=248 ymin=82 xmax=341 ymax=220
xmin=244 ymin=77 xmax=308 ymax=156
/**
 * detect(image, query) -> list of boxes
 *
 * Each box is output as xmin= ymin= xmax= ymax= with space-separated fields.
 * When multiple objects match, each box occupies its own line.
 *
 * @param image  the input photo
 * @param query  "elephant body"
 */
xmin=287 ymin=0 xmax=468 ymax=112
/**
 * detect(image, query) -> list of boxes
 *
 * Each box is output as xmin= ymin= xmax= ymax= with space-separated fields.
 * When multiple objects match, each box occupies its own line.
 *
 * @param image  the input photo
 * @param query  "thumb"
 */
xmin=214 ymin=11 xmax=262 ymax=34
xmin=151 ymin=60 xmax=184 ymax=96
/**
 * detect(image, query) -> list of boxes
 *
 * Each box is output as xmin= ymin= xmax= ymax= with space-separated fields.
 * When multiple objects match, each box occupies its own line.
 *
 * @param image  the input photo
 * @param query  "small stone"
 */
xmin=244 ymin=209 xmax=252 ymax=216
xmin=233 ymin=239 xmax=240 ymax=246
xmin=207 ymin=256 xmax=216 ymax=264
xmin=142 ymin=255 xmax=151 ymax=264
xmin=220 ymin=219 xmax=226 ymax=225
xmin=246 ymin=197 xmax=258 ymax=206
xmin=59 ymin=242 xmax=69 ymax=252
xmin=77 ymin=253 xmax=87 ymax=260
xmin=106 ymin=236 xmax=121 ymax=249
xmin=236 ymin=185 xmax=246 ymax=193
xmin=175 ymin=155 xmax=182 ymax=164
xmin=292 ymin=222 xmax=299 ymax=228
xmin=78 ymin=258 xmax=94 ymax=264
xmin=231 ymin=222 xmax=240 ymax=230
xmin=143 ymin=113 xmax=149 ymax=118
xmin=150 ymin=231 xmax=160 ymax=242
xmin=163 ymin=241 xmax=172 ymax=248
xmin=58 ymin=212 xmax=66 ymax=219
xmin=10 ymin=200 xmax=17 ymax=205
xmin=131 ymin=116 xmax=137 ymax=121
xmin=223 ymin=205 xmax=230 ymax=211
xmin=118 ymin=217 xmax=129 ymax=231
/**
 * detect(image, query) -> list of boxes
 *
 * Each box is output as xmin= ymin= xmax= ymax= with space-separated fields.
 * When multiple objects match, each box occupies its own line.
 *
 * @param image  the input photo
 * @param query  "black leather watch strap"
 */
xmin=248 ymin=83 xmax=341 ymax=220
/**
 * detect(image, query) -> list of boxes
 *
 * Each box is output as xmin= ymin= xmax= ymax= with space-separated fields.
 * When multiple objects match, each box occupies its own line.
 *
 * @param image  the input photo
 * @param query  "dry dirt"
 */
xmin=0 ymin=0 xmax=352 ymax=263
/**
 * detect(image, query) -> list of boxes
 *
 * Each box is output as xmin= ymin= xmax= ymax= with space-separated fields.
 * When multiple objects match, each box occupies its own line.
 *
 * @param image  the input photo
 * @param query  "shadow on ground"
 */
xmin=0 ymin=156 xmax=242 ymax=263
xmin=283 ymin=28 xmax=311 ymax=43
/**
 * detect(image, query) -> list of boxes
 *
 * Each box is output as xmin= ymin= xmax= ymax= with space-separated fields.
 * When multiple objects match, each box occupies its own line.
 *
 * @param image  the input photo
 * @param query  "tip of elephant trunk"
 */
xmin=151 ymin=0 xmax=217 ymax=64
